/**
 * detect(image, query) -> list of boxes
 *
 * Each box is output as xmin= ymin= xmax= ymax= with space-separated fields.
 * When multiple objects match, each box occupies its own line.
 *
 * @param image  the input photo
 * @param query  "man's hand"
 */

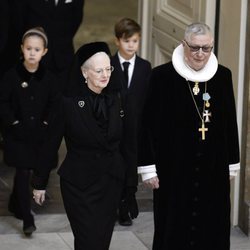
xmin=144 ymin=176 xmax=159 ymax=189
xmin=33 ymin=189 xmax=46 ymax=206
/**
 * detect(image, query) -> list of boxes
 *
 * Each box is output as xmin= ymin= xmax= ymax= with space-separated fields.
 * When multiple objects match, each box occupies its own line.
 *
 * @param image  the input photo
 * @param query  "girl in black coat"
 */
xmin=22 ymin=0 xmax=85 ymax=91
xmin=32 ymin=42 xmax=129 ymax=250
xmin=0 ymin=27 xmax=59 ymax=236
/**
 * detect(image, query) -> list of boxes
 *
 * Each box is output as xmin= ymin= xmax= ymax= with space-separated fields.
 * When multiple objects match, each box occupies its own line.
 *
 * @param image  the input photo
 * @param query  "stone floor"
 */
xmin=0 ymin=212 xmax=249 ymax=250
xmin=0 ymin=212 xmax=153 ymax=250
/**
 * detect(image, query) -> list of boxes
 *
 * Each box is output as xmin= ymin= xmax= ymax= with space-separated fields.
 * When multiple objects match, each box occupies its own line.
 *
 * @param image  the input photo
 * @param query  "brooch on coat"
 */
xmin=21 ymin=82 xmax=28 ymax=88
xmin=78 ymin=100 xmax=85 ymax=108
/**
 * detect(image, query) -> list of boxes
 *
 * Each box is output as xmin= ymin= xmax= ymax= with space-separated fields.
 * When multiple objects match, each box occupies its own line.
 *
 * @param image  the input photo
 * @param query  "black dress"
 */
xmin=32 ymin=85 xmax=127 ymax=250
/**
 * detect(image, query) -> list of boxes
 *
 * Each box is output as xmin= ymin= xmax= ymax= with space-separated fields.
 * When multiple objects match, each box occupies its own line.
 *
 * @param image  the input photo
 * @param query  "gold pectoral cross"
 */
xmin=198 ymin=121 xmax=208 ymax=140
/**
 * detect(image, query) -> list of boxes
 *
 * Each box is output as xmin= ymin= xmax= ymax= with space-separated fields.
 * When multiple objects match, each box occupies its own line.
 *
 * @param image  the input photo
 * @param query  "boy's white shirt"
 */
xmin=117 ymin=52 xmax=136 ymax=88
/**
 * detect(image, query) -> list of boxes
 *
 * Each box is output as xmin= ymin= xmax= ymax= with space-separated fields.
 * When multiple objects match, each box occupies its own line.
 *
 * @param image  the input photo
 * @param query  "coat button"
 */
xmin=30 ymin=116 xmax=35 ymax=120
xmin=194 ymin=182 xmax=199 ymax=187
xmin=189 ymin=241 xmax=195 ymax=246
xmin=196 ymin=152 xmax=202 ymax=157
xmin=192 ymin=212 xmax=197 ymax=217
xmin=95 ymin=153 xmax=101 ymax=158
xmin=30 ymin=96 xmax=34 ymax=100
xmin=193 ymin=197 xmax=199 ymax=202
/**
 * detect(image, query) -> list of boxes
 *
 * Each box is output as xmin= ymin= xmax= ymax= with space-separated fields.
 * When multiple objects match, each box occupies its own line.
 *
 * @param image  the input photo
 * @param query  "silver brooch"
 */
xmin=78 ymin=100 xmax=85 ymax=108
xmin=21 ymin=82 xmax=28 ymax=88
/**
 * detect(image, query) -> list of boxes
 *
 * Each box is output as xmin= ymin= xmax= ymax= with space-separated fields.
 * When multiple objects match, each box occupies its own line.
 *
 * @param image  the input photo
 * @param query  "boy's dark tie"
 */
xmin=122 ymin=61 xmax=130 ymax=87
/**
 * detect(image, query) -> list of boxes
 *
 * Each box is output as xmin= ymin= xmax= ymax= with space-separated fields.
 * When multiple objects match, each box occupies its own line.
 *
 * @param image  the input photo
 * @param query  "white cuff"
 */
xmin=138 ymin=165 xmax=157 ymax=181
xmin=229 ymin=163 xmax=240 ymax=177
xmin=12 ymin=120 xmax=19 ymax=125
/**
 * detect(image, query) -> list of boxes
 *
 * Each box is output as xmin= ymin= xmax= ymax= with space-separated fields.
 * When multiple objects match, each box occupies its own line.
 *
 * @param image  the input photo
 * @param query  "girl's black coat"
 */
xmin=0 ymin=63 xmax=59 ymax=169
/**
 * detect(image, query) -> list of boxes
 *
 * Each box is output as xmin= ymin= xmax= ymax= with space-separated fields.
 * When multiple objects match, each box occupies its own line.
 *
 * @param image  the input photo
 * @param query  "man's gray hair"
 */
xmin=184 ymin=22 xmax=213 ymax=41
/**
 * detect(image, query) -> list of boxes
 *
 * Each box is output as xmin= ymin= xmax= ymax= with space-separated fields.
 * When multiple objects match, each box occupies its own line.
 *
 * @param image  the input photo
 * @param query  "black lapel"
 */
xmin=129 ymin=55 xmax=140 ymax=90
xmin=49 ymin=0 xmax=57 ymax=8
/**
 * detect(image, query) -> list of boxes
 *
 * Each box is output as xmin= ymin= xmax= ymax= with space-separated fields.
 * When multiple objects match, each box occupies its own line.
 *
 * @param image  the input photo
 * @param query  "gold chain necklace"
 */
xmin=187 ymin=81 xmax=208 ymax=140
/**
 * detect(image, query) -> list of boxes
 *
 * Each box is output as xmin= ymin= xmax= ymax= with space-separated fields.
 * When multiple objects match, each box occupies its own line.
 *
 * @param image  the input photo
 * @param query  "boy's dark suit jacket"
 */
xmin=110 ymin=53 xmax=151 ymax=188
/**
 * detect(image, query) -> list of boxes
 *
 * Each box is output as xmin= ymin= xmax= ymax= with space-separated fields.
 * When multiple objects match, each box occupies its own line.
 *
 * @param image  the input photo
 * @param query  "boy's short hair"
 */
xmin=114 ymin=17 xmax=141 ymax=39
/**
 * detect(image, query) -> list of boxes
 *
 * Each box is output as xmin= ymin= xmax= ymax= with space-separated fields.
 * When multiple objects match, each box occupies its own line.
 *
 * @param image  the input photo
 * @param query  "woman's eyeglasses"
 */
xmin=184 ymin=40 xmax=213 ymax=53
xmin=91 ymin=66 xmax=114 ymax=75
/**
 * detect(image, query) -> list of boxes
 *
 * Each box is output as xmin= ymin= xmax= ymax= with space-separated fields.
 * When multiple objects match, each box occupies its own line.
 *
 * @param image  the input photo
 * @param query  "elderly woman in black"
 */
xmin=32 ymin=42 xmax=129 ymax=250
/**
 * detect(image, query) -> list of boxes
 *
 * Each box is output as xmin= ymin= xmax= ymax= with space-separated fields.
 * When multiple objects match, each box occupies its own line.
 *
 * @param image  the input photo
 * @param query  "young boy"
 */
xmin=110 ymin=17 xmax=152 ymax=226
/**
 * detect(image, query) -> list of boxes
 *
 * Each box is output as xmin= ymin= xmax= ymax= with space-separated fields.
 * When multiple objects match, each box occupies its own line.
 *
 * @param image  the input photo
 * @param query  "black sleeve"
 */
xmin=32 ymin=95 xmax=65 ymax=190
xmin=71 ymin=0 xmax=85 ymax=36
xmin=0 ymin=0 xmax=9 ymax=53
xmin=0 ymin=72 xmax=18 ymax=126
xmin=42 ymin=72 xmax=61 ymax=124
xmin=224 ymin=68 xmax=240 ymax=164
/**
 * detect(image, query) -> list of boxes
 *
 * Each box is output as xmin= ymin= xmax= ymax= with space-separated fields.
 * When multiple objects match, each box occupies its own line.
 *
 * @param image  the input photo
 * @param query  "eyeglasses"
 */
xmin=91 ymin=66 xmax=114 ymax=75
xmin=184 ymin=40 xmax=213 ymax=53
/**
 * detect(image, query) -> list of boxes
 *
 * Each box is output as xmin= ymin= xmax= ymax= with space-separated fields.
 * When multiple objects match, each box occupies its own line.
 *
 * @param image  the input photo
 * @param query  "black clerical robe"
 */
xmin=139 ymin=62 xmax=239 ymax=250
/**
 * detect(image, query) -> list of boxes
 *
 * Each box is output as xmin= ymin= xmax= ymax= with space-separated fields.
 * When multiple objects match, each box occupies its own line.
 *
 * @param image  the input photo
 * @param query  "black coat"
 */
xmin=0 ymin=62 xmax=59 ymax=169
xmin=0 ymin=0 xmax=8 ymax=54
xmin=0 ymin=0 xmax=24 ymax=79
xmin=110 ymin=53 xmax=151 ymax=187
xmin=139 ymin=62 xmax=240 ymax=250
xmin=23 ymin=0 xmax=84 ymax=73
xmin=32 ymin=86 xmax=127 ymax=190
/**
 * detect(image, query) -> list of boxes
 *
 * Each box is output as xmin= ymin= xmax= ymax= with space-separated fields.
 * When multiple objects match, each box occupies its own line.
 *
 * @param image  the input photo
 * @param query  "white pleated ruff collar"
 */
xmin=172 ymin=44 xmax=218 ymax=82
